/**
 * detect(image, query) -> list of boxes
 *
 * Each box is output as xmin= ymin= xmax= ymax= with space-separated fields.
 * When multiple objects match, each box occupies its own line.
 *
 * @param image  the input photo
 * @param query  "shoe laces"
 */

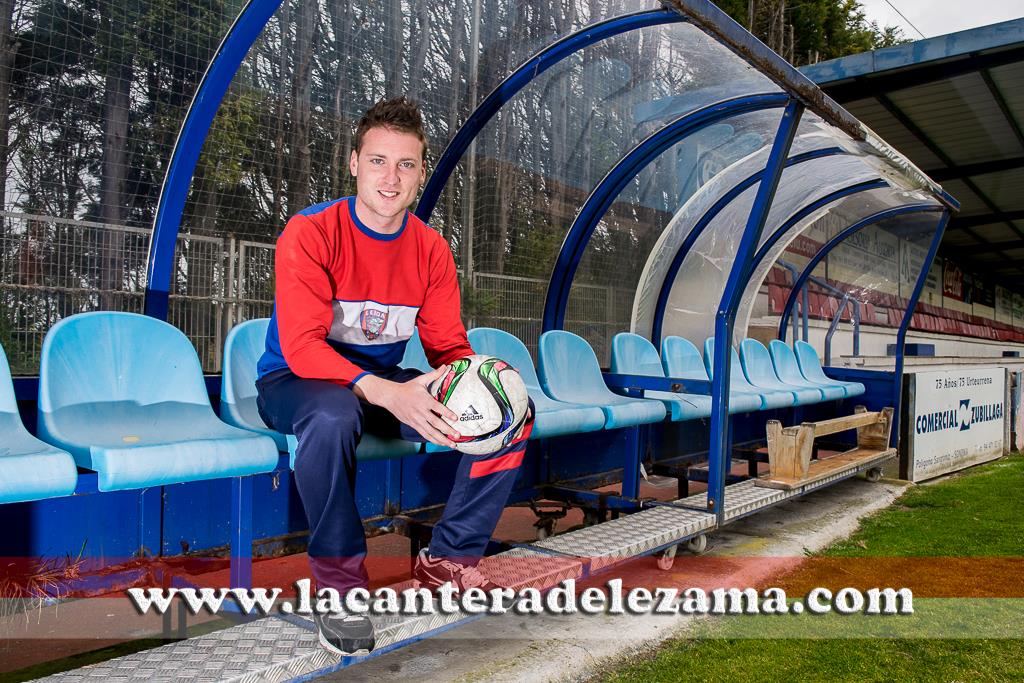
xmin=431 ymin=555 xmax=490 ymax=589
xmin=455 ymin=564 xmax=489 ymax=589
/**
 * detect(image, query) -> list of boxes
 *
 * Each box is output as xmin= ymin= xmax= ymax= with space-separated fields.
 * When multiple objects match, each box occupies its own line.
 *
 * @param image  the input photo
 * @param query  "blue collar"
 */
xmin=348 ymin=197 xmax=408 ymax=241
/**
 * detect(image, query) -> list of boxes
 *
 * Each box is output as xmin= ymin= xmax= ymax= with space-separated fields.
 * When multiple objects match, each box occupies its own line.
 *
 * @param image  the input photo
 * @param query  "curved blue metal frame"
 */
xmin=649 ymin=146 xmax=850 ymax=344
xmin=542 ymin=92 xmax=791 ymax=332
xmin=705 ymin=99 xmax=804 ymax=520
xmin=777 ymin=204 xmax=945 ymax=339
xmin=414 ymin=7 xmax=685 ymax=223
xmin=776 ymin=204 xmax=949 ymax=448
xmin=144 ymin=0 xmax=285 ymax=318
xmin=892 ymin=211 xmax=951 ymax=429
xmin=747 ymin=179 xmax=888 ymax=283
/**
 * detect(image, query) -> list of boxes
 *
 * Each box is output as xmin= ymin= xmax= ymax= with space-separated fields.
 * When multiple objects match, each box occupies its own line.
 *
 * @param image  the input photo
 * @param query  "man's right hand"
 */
xmin=354 ymin=367 xmax=461 ymax=449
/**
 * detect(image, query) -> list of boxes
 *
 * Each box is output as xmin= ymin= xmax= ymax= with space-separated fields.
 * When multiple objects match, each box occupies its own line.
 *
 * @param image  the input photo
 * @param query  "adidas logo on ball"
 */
xmin=459 ymin=405 xmax=484 ymax=422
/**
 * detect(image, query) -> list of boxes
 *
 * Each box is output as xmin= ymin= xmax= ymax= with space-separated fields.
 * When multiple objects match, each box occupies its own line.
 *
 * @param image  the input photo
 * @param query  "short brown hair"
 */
xmin=354 ymin=96 xmax=428 ymax=161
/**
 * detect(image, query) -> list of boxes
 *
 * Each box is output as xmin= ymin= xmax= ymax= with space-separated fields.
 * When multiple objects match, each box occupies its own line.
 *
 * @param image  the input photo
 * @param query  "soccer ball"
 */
xmin=429 ymin=354 xmax=530 ymax=455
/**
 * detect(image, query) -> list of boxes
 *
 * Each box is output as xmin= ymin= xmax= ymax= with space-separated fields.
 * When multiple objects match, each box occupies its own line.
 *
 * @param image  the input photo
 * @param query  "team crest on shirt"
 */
xmin=359 ymin=308 xmax=388 ymax=341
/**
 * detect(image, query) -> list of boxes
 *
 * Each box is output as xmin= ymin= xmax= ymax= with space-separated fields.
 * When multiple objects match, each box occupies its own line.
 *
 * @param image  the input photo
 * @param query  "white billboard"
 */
xmin=905 ymin=368 xmax=1008 ymax=482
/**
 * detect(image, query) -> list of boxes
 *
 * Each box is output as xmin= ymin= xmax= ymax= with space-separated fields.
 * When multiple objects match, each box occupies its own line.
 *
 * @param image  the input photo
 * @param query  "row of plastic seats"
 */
xmin=391 ymin=326 xmax=665 ymax=456
xmin=1 ymin=314 xmax=863 ymax=506
xmin=222 ymin=321 xmax=659 ymax=464
xmin=1 ymin=312 xmax=279 ymax=506
xmin=609 ymin=333 xmax=864 ymax=422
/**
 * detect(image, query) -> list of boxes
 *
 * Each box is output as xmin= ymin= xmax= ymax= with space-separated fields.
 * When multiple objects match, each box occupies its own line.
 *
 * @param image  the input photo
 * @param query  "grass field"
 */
xmin=601 ymin=452 xmax=1024 ymax=683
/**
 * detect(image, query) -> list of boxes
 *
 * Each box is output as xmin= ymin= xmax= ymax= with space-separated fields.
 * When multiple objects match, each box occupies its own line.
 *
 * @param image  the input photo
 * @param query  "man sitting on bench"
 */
xmin=256 ymin=97 xmax=532 ymax=656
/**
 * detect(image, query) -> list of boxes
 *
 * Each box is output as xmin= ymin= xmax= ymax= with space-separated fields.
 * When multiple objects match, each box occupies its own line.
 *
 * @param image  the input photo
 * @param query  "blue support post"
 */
xmin=416 ymin=7 xmax=684 ymax=222
xmin=621 ymin=428 xmax=642 ymax=500
xmin=230 ymin=476 xmax=254 ymax=590
xmin=891 ymin=211 xmax=951 ymax=444
xmin=145 ymin=0 xmax=284 ymax=319
xmin=853 ymin=301 xmax=861 ymax=356
xmin=706 ymin=99 xmax=804 ymax=523
xmin=543 ymin=93 xmax=791 ymax=332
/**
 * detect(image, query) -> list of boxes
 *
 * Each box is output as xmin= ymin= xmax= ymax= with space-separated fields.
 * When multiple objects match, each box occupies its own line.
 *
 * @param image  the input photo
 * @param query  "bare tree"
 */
xmin=286 ymin=0 xmax=317 ymax=215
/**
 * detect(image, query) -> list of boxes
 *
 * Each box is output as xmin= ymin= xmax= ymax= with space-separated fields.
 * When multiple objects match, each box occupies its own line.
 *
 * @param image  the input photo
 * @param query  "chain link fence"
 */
xmin=1 ymin=215 xmax=632 ymax=374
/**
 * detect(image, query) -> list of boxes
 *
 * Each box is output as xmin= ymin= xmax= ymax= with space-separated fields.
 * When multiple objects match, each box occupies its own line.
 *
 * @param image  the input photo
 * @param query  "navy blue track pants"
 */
xmin=256 ymin=366 xmax=532 ymax=593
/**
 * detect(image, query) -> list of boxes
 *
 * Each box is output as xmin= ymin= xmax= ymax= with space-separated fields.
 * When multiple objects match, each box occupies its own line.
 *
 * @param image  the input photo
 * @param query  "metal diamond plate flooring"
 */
xmin=36 ymin=549 xmax=583 ymax=683
xmin=38 ymin=461 xmax=878 ymax=680
xmin=534 ymin=503 xmax=715 ymax=571
xmin=678 ymin=479 xmax=798 ymax=521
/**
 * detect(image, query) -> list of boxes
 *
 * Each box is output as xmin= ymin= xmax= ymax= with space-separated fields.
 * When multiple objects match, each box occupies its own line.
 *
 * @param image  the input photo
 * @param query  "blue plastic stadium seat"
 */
xmin=37 ymin=312 xmax=279 ymax=492
xmin=768 ymin=340 xmax=846 ymax=401
xmin=222 ymin=318 xmax=418 ymax=468
xmin=660 ymin=336 xmax=761 ymax=414
xmin=610 ymin=333 xmax=710 ymax=421
xmin=739 ymin=339 xmax=824 ymax=406
xmin=539 ymin=330 xmax=666 ymax=429
xmin=469 ymin=328 xmax=606 ymax=438
xmin=793 ymin=341 xmax=865 ymax=398
xmin=0 ymin=344 xmax=77 ymax=504
xmin=400 ymin=329 xmax=447 ymax=453
xmin=704 ymin=338 xmax=795 ymax=410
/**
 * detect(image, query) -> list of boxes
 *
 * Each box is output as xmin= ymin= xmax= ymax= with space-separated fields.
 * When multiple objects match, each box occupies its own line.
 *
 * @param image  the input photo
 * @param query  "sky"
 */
xmin=859 ymin=0 xmax=1022 ymax=40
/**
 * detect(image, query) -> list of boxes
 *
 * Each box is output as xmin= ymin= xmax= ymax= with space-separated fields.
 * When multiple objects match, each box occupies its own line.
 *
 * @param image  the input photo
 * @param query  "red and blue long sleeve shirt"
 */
xmin=257 ymin=197 xmax=472 ymax=385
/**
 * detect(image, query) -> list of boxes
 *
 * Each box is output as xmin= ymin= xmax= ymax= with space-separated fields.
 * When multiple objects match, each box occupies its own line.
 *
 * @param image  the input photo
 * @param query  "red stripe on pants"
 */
xmin=469 ymin=448 xmax=525 ymax=478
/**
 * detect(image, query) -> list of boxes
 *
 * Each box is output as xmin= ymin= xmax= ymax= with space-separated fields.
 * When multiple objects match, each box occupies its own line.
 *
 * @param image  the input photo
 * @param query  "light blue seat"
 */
xmin=768 ymin=340 xmax=846 ymax=401
xmin=539 ymin=330 xmax=666 ymax=429
xmin=469 ymin=328 xmax=606 ymax=438
xmin=739 ymin=339 xmax=824 ymax=406
xmin=37 ymin=312 xmax=279 ymax=492
xmin=704 ymin=338 xmax=795 ymax=410
xmin=794 ymin=341 xmax=866 ymax=398
xmin=610 ymin=333 xmax=710 ymax=421
xmin=222 ymin=318 xmax=418 ymax=469
xmin=0 ymin=344 xmax=77 ymax=504
xmin=401 ymin=329 xmax=447 ymax=454
xmin=660 ymin=336 xmax=762 ymax=414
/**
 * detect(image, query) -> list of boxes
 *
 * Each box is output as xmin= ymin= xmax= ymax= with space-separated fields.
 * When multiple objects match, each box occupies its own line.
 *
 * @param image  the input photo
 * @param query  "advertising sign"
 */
xmin=905 ymin=368 xmax=1007 ymax=482
xmin=943 ymin=261 xmax=964 ymax=301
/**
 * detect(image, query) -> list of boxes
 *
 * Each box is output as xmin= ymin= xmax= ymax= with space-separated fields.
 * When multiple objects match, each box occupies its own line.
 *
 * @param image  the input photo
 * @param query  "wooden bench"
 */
xmin=758 ymin=406 xmax=896 ymax=490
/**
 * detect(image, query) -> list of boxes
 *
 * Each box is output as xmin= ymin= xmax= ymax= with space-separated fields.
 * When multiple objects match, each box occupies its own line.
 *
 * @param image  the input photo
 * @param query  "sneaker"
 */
xmin=412 ymin=548 xmax=500 ymax=593
xmin=312 ymin=610 xmax=375 ymax=656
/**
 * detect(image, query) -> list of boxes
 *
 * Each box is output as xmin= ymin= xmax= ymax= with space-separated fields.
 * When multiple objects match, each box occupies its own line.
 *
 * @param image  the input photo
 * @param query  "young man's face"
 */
xmin=350 ymin=126 xmax=426 ymax=232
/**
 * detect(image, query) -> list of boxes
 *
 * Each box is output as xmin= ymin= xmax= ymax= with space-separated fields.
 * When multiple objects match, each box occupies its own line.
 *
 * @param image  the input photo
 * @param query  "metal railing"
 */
xmin=0 ymin=214 xmax=634 ymax=374
xmin=777 ymin=258 xmax=862 ymax=365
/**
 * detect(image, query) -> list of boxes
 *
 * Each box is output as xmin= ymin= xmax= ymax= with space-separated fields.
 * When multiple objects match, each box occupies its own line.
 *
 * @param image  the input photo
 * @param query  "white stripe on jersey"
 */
xmin=328 ymin=300 xmax=419 ymax=346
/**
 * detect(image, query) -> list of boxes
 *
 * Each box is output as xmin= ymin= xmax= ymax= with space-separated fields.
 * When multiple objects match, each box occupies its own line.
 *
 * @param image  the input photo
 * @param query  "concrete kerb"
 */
xmin=321 ymin=477 xmax=907 ymax=683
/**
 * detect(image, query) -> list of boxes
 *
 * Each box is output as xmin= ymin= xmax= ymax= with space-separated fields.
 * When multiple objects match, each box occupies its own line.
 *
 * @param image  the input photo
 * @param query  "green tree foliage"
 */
xmin=714 ymin=0 xmax=906 ymax=65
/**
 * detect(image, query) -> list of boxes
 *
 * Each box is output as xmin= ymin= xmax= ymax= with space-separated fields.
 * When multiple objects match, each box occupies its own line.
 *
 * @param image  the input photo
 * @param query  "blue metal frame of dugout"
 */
xmin=5 ymin=0 xmax=959 ymax=566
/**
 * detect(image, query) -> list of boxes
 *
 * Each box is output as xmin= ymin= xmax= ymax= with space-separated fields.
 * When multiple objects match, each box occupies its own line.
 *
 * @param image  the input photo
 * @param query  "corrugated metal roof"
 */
xmin=803 ymin=17 xmax=1024 ymax=280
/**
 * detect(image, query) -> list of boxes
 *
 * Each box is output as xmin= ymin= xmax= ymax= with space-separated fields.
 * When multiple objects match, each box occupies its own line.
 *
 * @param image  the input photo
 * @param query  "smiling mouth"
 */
xmin=378 ymin=190 xmax=399 ymax=198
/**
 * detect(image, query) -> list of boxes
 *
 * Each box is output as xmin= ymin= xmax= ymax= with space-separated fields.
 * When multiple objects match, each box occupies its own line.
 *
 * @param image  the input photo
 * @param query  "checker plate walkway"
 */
xmin=37 ymin=464 xmax=880 ymax=682
xmin=37 ymin=550 xmax=582 ymax=682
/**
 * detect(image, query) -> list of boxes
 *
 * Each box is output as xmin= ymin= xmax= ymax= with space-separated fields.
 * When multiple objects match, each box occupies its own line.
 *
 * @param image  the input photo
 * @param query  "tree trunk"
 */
xmin=327 ymin=0 xmax=352 ymax=198
xmin=286 ymin=0 xmax=316 ymax=215
xmin=0 ymin=0 xmax=15 ymax=222
xmin=272 ymin=4 xmax=290 ymax=224
xmin=99 ymin=6 xmax=133 ymax=310
xmin=385 ymin=0 xmax=404 ymax=96
xmin=406 ymin=2 xmax=431 ymax=102
xmin=441 ymin=0 xmax=465 ymax=243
